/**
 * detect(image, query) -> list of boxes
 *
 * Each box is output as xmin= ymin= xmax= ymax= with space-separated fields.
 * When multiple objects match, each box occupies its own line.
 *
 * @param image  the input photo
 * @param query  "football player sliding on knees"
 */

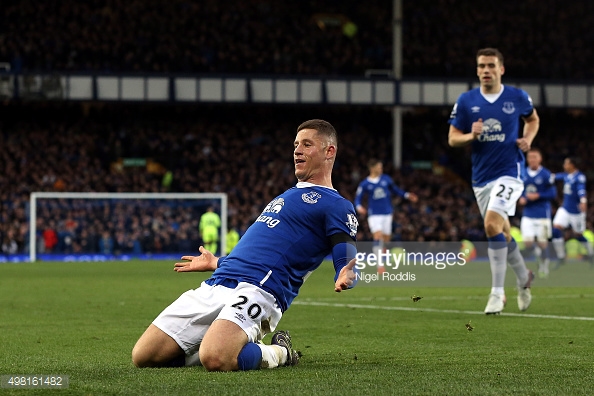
xmin=131 ymin=119 xmax=359 ymax=372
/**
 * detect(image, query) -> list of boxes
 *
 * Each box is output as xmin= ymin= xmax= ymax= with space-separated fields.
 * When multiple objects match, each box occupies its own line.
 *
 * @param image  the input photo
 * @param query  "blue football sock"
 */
xmin=165 ymin=355 xmax=186 ymax=367
xmin=237 ymin=342 xmax=262 ymax=371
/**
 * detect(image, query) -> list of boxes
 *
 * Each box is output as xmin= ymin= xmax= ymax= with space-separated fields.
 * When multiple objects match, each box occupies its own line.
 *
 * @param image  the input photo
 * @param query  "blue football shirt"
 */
xmin=449 ymin=85 xmax=534 ymax=187
xmin=555 ymin=171 xmax=587 ymax=214
xmin=521 ymin=166 xmax=556 ymax=219
xmin=354 ymin=174 xmax=407 ymax=215
xmin=211 ymin=182 xmax=358 ymax=312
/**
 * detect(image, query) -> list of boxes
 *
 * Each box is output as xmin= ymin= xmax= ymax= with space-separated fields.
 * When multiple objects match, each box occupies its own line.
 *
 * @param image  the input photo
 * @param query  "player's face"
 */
xmin=526 ymin=151 xmax=542 ymax=170
xmin=370 ymin=162 xmax=383 ymax=176
xmin=477 ymin=55 xmax=504 ymax=91
xmin=563 ymin=158 xmax=575 ymax=173
xmin=294 ymin=129 xmax=330 ymax=182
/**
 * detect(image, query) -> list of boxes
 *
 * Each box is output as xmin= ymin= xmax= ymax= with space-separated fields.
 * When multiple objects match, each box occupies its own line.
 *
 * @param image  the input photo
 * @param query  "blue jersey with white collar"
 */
xmin=354 ymin=174 xmax=407 ymax=215
xmin=449 ymin=85 xmax=534 ymax=187
xmin=521 ymin=166 xmax=556 ymax=219
xmin=555 ymin=171 xmax=587 ymax=214
xmin=212 ymin=182 xmax=357 ymax=312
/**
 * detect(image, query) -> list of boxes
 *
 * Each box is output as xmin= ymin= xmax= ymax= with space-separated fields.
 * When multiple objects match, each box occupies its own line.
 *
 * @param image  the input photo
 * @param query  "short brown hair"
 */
xmin=297 ymin=119 xmax=337 ymax=148
xmin=476 ymin=48 xmax=504 ymax=66
xmin=566 ymin=156 xmax=581 ymax=168
xmin=367 ymin=158 xmax=381 ymax=169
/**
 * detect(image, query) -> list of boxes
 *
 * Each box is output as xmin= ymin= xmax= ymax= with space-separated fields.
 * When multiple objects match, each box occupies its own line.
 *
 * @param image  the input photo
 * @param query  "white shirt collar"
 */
xmin=527 ymin=166 xmax=542 ymax=177
xmin=296 ymin=181 xmax=336 ymax=191
xmin=481 ymin=85 xmax=505 ymax=103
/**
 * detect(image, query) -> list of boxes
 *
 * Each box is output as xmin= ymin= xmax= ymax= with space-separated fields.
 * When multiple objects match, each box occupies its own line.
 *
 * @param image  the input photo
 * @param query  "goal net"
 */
xmin=28 ymin=192 xmax=227 ymax=262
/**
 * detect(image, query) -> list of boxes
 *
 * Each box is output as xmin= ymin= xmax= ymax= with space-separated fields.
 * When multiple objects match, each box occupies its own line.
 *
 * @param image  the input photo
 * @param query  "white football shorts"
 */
xmin=367 ymin=214 xmax=393 ymax=235
xmin=473 ymin=176 xmax=524 ymax=219
xmin=521 ymin=216 xmax=552 ymax=242
xmin=553 ymin=207 xmax=586 ymax=233
xmin=153 ymin=280 xmax=282 ymax=355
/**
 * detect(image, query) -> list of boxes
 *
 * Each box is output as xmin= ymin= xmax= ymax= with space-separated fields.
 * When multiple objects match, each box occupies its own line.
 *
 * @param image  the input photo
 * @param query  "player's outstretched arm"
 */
xmin=174 ymin=246 xmax=218 ymax=272
xmin=406 ymin=192 xmax=419 ymax=203
xmin=335 ymin=257 xmax=357 ymax=292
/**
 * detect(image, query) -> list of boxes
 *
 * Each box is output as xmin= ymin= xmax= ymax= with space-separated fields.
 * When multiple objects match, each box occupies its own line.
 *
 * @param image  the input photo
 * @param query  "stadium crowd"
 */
xmin=2 ymin=1 xmax=594 ymax=79
xmin=1 ymin=0 xmax=390 ymax=75
xmin=1 ymin=103 xmax=593 ymax=256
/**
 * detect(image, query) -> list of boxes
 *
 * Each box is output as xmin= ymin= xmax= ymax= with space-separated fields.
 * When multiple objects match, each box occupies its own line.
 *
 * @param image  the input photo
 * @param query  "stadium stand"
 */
xmin=0 ymin=0 xmax=391 ymax=75
xmin=3 ymin=0 xmax=594 ymax=79
xmin=1 ymin=103 xmax=593 ymax=255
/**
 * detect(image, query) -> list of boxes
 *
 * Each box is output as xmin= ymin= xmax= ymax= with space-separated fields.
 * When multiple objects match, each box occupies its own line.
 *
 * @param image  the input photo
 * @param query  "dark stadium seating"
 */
xmin=0 ymin=0 xmax=391 ymax=75
xmin=3 ymin=1 xmax=594 ymax=79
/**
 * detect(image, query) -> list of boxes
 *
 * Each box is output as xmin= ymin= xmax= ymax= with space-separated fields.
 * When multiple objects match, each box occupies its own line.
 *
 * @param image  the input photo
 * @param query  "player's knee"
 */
xmin=131 ymin=345 xmax=150 ymax=368
xmin=484 ymin=221 xmax=503 ymax=237
xmin=200 ymin=352 xmax=235 ymax=372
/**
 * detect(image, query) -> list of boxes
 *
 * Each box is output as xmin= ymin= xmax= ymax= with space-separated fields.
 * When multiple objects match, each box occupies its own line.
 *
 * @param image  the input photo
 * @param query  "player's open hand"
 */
xmin=174 ymin=246 xmax=218 ymax=272
xmin=335 ymin=257 xmax=357 ymax=292
xmin=356 ymin=205 xmax=367 ymax=217
xmin=471 ymin=118 xmax=483 ymax=140
xmin=407 ymin=192 xmax=419 ymax=203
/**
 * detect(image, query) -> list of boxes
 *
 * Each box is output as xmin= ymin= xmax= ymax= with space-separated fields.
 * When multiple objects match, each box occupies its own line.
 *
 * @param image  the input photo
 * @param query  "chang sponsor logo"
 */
xmin=372 ymin=187 xmax=387 ymax=200
xmin=258 ymin=197 xmax=284 ymax=228
xmin=478 ymin=118 xmax=505 ymax=142
xmin=263 ymin=198 xmax=284 ymax=214
xmin=255 ymin=215 xmax=281 ymax=228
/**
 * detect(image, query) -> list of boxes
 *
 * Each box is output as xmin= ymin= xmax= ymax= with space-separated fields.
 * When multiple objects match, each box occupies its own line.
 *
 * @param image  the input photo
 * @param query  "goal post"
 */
xmin=29 ymin=192 xmax=227 ymax=262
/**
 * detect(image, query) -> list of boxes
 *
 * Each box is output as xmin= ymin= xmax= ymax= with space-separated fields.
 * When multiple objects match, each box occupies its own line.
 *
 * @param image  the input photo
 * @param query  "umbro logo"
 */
xmin=471 ymin=106 xmax=480 ymax=113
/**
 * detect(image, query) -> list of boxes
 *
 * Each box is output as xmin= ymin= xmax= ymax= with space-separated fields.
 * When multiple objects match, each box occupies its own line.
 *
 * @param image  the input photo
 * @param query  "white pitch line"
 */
xmin=307 ymin=294 xmax=594 ymax=302
xmin=292 ymin=301 xmax=594 ymax=321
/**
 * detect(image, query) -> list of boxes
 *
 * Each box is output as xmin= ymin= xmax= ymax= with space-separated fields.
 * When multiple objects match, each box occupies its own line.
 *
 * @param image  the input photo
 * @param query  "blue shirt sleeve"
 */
xmin=332 ymin=242 xmax=358 ymax=286
xmin=325 ymin=198 xmax=358 ymax=239
xmin=518 ymin=89 xmax=535 ymax=118
xmin=354 ymin=182 xmax=366 ymax=208
xmin=387 ymin=176 xmax=407 ymax=198
xmin=577 ymin=173 xmax=587 ymax=198
xmin=448 ymin=95 xmax=470 ymax=132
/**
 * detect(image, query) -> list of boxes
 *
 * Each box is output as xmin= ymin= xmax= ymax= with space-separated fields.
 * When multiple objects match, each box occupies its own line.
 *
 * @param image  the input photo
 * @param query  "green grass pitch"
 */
xmin=0 ymin=259 xmax=593 ymax=395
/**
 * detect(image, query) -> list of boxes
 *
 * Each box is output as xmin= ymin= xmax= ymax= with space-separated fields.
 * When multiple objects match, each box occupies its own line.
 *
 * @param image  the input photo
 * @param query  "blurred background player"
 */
xmin=225 ymin=218 xmax=241 ymax=255
xmin=448 ymin=48 xmax=540 ymax=314
xmin=199 ymin=206 xmax=221 ymax=255
xmin=354 ymin=159 xmax=417 ymax=269
xmin=517 ymin=148 xmax=556 ymax=278
xmin=551 ymin=157 xmax=593 ymax=267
